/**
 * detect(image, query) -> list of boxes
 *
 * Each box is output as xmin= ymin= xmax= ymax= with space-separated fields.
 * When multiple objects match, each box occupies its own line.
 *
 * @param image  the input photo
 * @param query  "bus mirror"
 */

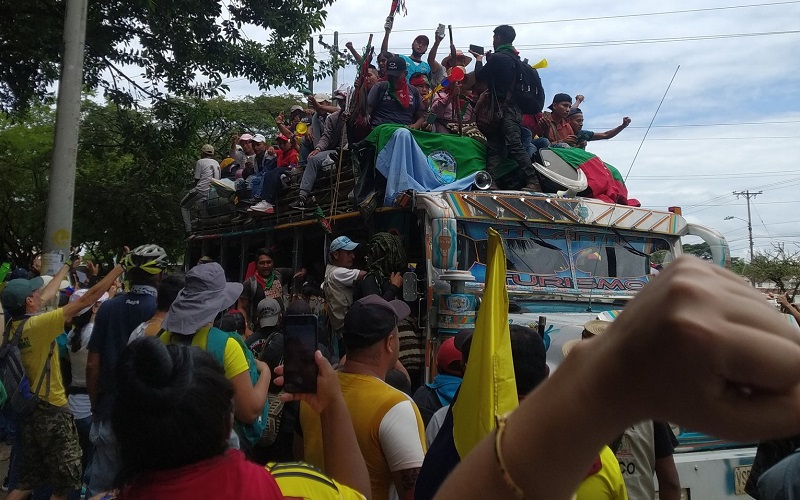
xmin=402 ymin=272 xmax=418 ymax=302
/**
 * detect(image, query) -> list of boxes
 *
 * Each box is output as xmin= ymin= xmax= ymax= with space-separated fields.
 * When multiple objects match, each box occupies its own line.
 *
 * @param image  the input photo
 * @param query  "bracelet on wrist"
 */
xmin=494 ymin=414 xmax=525 ymax=499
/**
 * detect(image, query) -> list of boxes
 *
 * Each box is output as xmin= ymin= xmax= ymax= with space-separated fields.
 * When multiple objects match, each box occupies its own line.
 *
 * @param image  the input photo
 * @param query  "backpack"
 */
xmin=513 ymin=60 xmax=545 ymax=115
xmin=0 ymin=318 xmax=55 ymax=415
xmin=205 ymin=326 xmax=269 ymax=448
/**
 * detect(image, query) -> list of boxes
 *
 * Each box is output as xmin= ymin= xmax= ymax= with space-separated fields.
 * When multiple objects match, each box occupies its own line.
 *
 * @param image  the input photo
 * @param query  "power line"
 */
xmin=629 ymin=170 xmax=800 ymax=179
xmin=512 ymin=30 xmax=800 ymax=50
xmin=612 ymin=135 xmax=800 ymax=141
xmin=337 ymin=1 xmax=800 ymax=35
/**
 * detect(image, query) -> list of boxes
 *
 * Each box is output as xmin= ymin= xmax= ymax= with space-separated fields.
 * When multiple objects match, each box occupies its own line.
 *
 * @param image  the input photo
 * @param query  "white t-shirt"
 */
xmin=426 ymin=404 xmax=450 ymax=447
xmin=194 ymin=158 xmax=221 ymax=195
xmin=323 ymin=264 xmax=362 ymax=331
xmin=68 ymin=324 xmax=94 ymax=419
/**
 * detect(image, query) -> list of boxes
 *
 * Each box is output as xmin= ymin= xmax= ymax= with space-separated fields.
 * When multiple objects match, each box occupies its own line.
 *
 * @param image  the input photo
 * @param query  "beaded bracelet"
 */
xmin=494 ymin=414 xmax=525 ymax=499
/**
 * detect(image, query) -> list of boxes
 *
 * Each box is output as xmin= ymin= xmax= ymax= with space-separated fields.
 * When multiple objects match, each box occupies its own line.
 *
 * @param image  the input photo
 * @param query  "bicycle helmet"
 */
xmin=121 ymin=244 xmax=168 ymax=274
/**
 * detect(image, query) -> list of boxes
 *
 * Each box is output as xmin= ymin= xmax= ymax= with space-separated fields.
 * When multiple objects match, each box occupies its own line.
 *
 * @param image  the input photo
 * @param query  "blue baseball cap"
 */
xmin=329 ymin=236 xmax=359 ymax=254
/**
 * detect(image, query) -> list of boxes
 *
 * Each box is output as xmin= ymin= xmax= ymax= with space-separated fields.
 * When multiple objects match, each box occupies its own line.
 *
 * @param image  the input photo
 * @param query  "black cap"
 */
xmin=548 ymin=93 xmax=573 ymax=110
xmin=343 ymin=295 xmax=411 ymax=350
xmin=385 ymin=56 xmax=407 ymax=77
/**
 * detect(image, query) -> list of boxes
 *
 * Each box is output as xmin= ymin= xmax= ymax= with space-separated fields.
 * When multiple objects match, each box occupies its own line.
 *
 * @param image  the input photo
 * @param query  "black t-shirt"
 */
xmin=367 ymin=81 xmax=423 ymax=127
xmin=414 ymin=406 xmax=459 ymax=500
xmin=412 ymin=385 xmax=443 ymax=427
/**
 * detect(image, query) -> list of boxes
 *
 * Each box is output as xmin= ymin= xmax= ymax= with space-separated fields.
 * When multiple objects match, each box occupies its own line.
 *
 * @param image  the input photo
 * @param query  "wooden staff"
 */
xmin=448 ymin=25 xmax=463 ymax=136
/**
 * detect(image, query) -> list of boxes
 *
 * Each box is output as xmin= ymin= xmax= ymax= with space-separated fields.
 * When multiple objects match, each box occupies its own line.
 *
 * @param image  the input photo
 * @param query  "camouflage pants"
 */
xmin=19 ymin=404 xmax=82 ymax=494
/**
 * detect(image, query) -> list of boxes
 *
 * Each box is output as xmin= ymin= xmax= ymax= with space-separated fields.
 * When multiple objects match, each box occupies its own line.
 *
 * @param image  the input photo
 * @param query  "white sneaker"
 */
xmin=248 ymin=201 xmax=275 ymax=214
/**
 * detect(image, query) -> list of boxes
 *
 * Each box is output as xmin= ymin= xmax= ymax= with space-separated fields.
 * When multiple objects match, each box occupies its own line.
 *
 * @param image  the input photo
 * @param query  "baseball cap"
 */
xmin=385 ymin=56 xmax=407 ymax=77
xmin=329 ymin=236 xmax=359 ymax=254
xmin=343 ymin=295 xmax=411 ymax=350
xmin=290 ymin=105 xmax=304 ymax=113
xmin=1 ymin=277 xmax=44 ymax=312
xmin=414 ymin=34 xmax=430 ymax=45
xmin=567 ymin=107 xmax=583 ymax=118
xmin=252 ymin=134 xmax=266 ymax=143
xmin=239 ymin=133 xmax=253 ymax=142
xmin=437 ymin=337 xmax=462 ymax=375
xmin=275 ymin=134 xmax=289 ymax=143
xmin=313 ymin=92 xmax=331 ymax=102
xmin=548 ymin=93 xmax=573 ymax=110
xmin=70 ymin=288 xmax=110 ymax=316
xmin=201 ymin=144 xmax=215 ymax=155
xmin=257 ymin=297 xmax=282 ymax=328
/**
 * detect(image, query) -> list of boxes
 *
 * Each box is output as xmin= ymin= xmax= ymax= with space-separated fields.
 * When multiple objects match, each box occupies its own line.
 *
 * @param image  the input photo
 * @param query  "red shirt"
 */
xmin=540 ymin=112 xmax=574 ymax=143
xmin=120 ymin=449 xmax=283 ymax=499
xmin=277 ymin=148 xmax=299 ymax=168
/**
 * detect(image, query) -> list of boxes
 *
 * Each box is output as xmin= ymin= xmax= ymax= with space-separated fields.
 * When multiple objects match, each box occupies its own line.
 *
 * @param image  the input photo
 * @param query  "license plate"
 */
xmin=734 ymin=465 xmax=752 ymax=495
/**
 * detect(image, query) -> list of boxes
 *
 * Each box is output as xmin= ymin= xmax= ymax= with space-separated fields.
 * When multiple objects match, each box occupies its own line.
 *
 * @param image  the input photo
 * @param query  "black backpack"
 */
xmin=513 ymin=60 xmax=545 ymax=115
xmin=0 ymin=318 xmax=54 ymax=415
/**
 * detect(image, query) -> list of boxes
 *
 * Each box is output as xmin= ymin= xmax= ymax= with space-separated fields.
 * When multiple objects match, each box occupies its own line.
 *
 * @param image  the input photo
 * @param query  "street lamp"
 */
xmin=725 ymin=215 xmax=755 ymax=286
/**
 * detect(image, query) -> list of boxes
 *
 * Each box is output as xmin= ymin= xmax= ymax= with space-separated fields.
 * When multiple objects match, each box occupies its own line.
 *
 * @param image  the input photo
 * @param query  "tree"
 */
xmin=746 ymin=245 xmax=800 ymax=299
xmin=0 ymin=94 xmax=310 ymax=267
xmin=0 ymin=0 xmax=339 ymax=114
xmin=682 ymin=242 xmax=712 ymax=261
xmin=0 ymin=105 xmax=54 ymax=266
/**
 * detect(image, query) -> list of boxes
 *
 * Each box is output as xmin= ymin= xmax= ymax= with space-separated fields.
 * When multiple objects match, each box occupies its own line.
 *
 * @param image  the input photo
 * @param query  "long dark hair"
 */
xmin=70 ymin=309 xmax=93 ymax=353
xmin=112 ymin=338 xmax=234 ymax=487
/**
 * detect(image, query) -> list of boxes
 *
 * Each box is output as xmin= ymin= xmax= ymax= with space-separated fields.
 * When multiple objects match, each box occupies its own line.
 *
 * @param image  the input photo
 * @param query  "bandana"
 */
xmin=495 ymin=44 xmax=519 ymax=56
xmin=388 ymin=75 xmax=411 ymax=108
xmin=409 ymin=74 xmax=429 ymax=87
xmin=254 ymin=272 xmax=275 ymax=292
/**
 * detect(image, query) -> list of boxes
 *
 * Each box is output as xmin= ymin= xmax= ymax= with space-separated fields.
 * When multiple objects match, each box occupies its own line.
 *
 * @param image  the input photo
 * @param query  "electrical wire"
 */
xmin=336 ymin=1 xmax=800 ymax=35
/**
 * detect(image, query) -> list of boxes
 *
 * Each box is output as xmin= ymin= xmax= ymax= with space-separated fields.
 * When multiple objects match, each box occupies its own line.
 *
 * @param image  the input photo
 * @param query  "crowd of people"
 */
xmin=3 ymin=19 xmax=800 ymax=500
xmin=2 ymin=233 xmax=800 ymax=500
xmin=180 ymin=22 xmax=633 ymax=231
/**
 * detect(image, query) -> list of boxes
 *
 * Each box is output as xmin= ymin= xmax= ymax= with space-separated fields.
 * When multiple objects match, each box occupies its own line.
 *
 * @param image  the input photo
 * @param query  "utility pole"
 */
xmin=332 ymin=31 xmax=339 ymax=94
xmin=41 ymin=0 xmax=89 ymax=275
xmin=733 ymin=190 xmax=762 ymax=286
xmin=307 ymin=37 xmax=314 ymax=93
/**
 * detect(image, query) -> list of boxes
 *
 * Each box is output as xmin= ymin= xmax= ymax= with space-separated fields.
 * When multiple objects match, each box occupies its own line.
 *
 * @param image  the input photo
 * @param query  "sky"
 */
xmin=223 ymin=0 xmax=800 ymax=259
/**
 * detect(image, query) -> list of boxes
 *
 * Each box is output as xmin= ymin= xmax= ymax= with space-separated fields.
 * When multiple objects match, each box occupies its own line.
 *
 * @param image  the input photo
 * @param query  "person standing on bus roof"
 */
xmin=238 ymin=248 xmax=283 ymax=332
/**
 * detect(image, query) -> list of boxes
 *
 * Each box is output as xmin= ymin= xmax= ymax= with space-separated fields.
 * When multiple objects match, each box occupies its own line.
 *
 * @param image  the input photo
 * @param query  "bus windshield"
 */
xmin=455 ymin=221 xmax=674 ymax=295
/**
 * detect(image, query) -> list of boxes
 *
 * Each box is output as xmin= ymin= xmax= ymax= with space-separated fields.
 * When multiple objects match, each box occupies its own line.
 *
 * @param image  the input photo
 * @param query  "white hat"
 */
xmin=313 ymin=92 xmax=331 ymax=102
xmin=69 ymin=288 xmax=110 ymax=316
xmin=252 ymin=134 xmax=266 ymax=143
xmin=257 ymin=298 xmax=282 ymax=328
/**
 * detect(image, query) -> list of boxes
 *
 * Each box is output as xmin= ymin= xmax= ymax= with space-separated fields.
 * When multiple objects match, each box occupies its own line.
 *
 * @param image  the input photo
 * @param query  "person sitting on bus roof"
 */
xmin=248 ymin=135 xmax=299 ymax=214
xmin=180 ymin=144 xmax=221 ymax=233
xmin=567 ymin=108 xmax=632 ymax=150
xmin=538 ymin=93 xmax=576 ymax=147
xmin=289 ymin=89 xmax=349 ymax=212
xmin=367 ymin=56 xmax=426 ymax=130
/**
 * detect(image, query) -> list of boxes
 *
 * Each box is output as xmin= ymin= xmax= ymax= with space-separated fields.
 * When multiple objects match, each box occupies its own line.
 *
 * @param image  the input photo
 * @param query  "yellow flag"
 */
xmin=452 ymin=227 xmax=519 ymax=458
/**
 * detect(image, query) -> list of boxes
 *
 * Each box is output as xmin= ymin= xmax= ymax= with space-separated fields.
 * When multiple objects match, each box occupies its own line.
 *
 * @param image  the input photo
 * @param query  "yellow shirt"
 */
xmin=575 ymin=446 xmax=629 ymax=500
xmin=12 ymin=309 xmax=67 ymax=407
xmin=266 ymin=461 xmax=366 ymax=500
xmin=300 ymin=372 xmax=426 ymax=500
xmin=160 ymin=326 xmax=249 ymax=380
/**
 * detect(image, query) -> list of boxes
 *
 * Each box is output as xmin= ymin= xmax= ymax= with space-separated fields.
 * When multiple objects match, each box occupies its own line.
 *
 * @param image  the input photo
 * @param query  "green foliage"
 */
xmin=682 ymin=242 xmax=712 ymax=261
xmin=729 ymin=257 xmax=746 ymax=275
xmin=0 ymin=94 xmax=308 ymax=266
xmin=0 ymin=0 xmax=338 ymax=114
xmin=0 ymin=106 xmax=54 ymax=265
xmin=745 ymin=246 xmax=800 ymax=298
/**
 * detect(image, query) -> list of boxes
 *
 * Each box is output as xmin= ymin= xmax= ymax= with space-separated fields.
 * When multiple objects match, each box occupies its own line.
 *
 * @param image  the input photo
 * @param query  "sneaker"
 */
xmin=524 ymin=181 xmax=542 ymax=192
xmin=289 ymin=197 xmax=308 ymax=211
xmin=248 ymin=201 xmax=275 ymax=214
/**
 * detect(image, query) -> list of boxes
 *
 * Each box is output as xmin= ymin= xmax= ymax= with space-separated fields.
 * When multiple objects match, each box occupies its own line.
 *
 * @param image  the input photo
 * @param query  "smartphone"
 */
xmin=436 ymin=24 xmax=445 ymax=39
xmin=469 ymin=44 xmax=484 ymax=55
xmin=283 ymin=314 xmax=319 ymax=393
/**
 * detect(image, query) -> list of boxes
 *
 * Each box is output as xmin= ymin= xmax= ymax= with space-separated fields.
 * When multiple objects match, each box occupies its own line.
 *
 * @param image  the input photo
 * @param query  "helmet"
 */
xmin=121 ymin=244 xmax=168 ymax=274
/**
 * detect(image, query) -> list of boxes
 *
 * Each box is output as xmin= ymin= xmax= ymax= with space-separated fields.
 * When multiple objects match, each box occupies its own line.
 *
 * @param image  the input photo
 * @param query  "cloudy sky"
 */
xmin=227 ymin=0 xmax=800 ymax=259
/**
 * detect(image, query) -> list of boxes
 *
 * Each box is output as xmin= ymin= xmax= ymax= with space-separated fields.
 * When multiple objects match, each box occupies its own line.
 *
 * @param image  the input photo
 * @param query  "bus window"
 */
xmin=571 ymin=234 xmax=673 ymax=278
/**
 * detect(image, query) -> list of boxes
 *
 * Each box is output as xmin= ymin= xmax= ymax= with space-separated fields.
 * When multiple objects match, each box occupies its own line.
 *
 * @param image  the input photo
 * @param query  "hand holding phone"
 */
xmin=282 ymin=314 xmax=319 ymax=393
xmin=276 ymin=350 xmax=343 ymax=415
xmin=469 ymin=44 xmax=484 ymax=55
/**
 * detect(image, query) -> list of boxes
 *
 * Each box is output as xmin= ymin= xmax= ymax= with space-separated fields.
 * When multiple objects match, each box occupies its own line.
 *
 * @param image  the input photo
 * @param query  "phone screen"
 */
xmin=469 ymin=44 xmax=484 ymax=55
xmin=283 ymin=314 xmax=319 ymax=393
